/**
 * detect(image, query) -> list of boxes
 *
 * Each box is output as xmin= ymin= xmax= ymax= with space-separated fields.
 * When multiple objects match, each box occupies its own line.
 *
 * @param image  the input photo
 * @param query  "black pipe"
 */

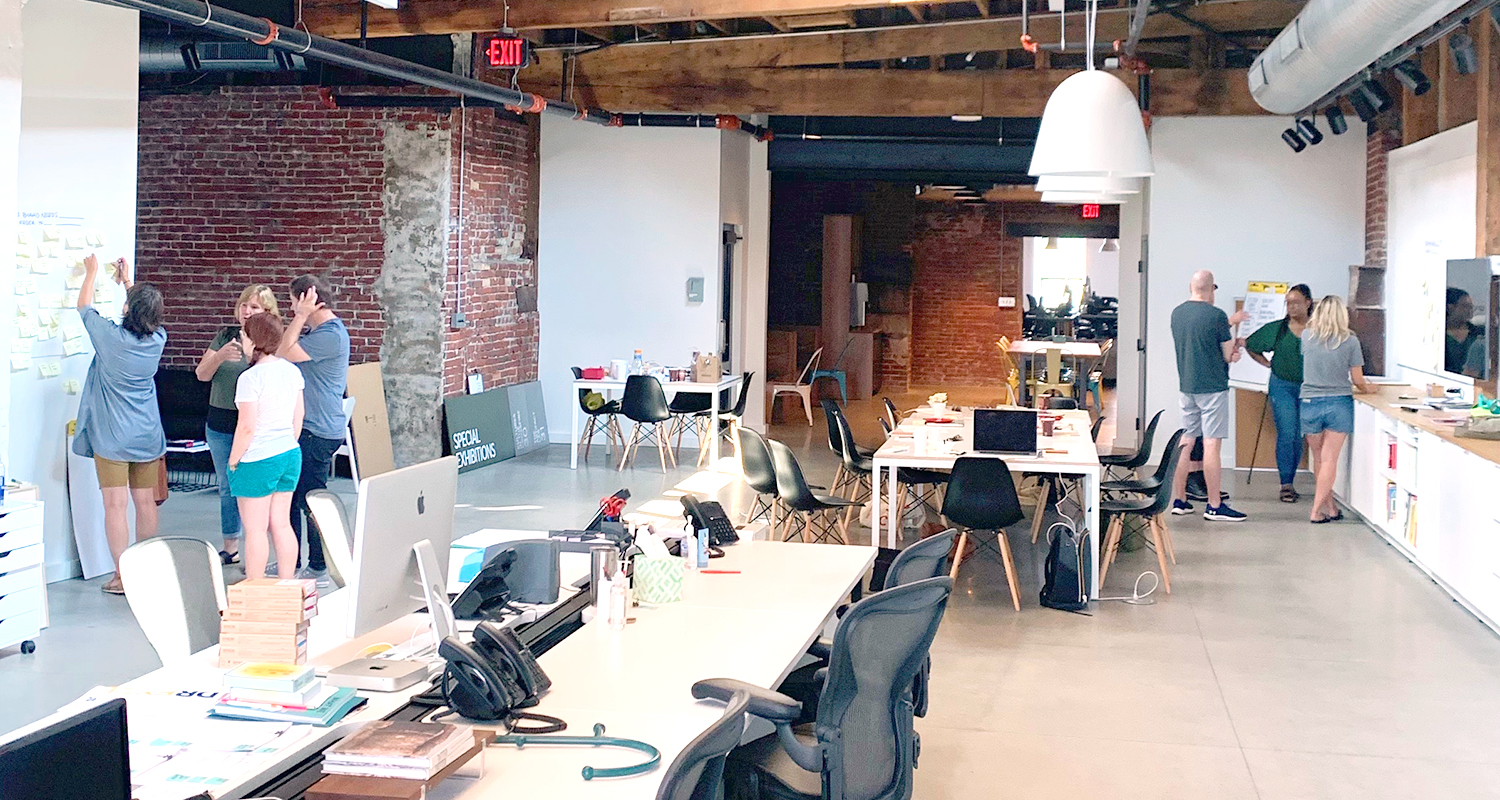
xmin=612 ymin=113 xmax=772 ymax=140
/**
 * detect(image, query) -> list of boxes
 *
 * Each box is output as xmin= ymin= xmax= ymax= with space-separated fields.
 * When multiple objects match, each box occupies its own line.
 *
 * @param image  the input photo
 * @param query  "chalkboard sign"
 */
xmin=443 ymin=388 xmax=515 ymax=473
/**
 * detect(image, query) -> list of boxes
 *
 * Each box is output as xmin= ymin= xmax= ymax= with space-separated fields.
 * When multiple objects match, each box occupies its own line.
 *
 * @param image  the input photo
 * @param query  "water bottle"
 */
xmin=631 ymin=349 xmax=644 ymax=375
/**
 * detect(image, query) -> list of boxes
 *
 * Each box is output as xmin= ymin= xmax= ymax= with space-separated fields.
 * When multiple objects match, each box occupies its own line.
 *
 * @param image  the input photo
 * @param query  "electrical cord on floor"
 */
xmin=1097 ymin=571 xmax=1160 ymax=605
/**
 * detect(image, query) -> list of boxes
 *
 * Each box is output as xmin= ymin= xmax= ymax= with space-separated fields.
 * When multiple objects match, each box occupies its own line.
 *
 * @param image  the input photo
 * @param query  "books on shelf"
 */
xmin=322 ymin=722 xmax=475 ymax=780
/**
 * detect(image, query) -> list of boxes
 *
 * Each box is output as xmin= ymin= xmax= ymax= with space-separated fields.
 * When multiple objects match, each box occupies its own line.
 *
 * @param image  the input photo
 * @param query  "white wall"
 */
xmin=1146 ymin=117 xmax=1365 ymax=464
xmin=537 ymin=119 xmax=724 ymax=442
xmin=1386 ymin=123 xmax=1477 ymax=379
xmin=718 ymin=128 xmax=770 ymax=430
xmin=12 ymin=0 xmax=138 ymax=581
xmin=1114 ymin=192 xmax=1146 ymax=448
xmin=0 ymin=0 xmax=21 ymax=487
xmin=1085 ymin=239 xmax=1120 ymax=298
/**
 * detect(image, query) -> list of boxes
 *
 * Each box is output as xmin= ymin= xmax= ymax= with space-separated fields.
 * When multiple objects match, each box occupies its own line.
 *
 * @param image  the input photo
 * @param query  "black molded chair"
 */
xmin=820 ymin=400 xmax=875 ymax=499
xmin=942 ymin=457 xmax=1026 ymax=611
xmin=668 ymin=389 xmax=714 ymax=457
xmin=1046 ymin=396 xmax=1079 ymax=410
xmin=1090 ymin=415 xmax=1105 ymax=443
xmin=738 ymin=428 xmax=782 ymax=534
xmin=656 ymin=688 xmax=749 ymax=800
xmin=882 ymin=397 xmax=901 ymax=432
xmin=1099 ymin=410 xmax=1163 ymax=480
xmin=1099 ymin=429 xmax=1185 ymax=594
xmin=1101 ymin=427 xmax=1186 ymax=499
xmin=694 ymin=372 xmax=754 ymax=467
xmin=700 ymin=576 xmax=953 ymax=800
xmin=572 ymin=367 xmax=624 ymax=463
xmin=766 ymin=438 xmax=857 ymax=545
xmin=618 ymin=375 xmax=677 ymax=472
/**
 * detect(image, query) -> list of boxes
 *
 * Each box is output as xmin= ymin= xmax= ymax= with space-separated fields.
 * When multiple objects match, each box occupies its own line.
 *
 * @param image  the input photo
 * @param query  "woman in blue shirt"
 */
xmin=71 ymin=254 xmax=167 ymax=594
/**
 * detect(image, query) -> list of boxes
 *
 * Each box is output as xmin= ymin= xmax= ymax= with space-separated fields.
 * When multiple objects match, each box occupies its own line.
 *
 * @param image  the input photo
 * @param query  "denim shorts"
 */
xmin=1300 ymin=395 xmax=1354 ymax=436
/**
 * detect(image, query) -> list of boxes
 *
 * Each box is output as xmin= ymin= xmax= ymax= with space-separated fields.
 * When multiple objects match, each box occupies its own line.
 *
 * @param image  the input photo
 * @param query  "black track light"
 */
xmin=1297 ymin=117 xmax=1324 ymax=146
xmin=1348 ymin=90 xmax=1377 ymax=124
xmin=1451 ymin=30 xmax=1478 ymax=76
xmin=1360 ymin=80 xmax=1394 ymax=113
xmin=1282 ymin=128 xmax=1307 ymax=153
xmin=1325 ymin=104 xmax=1348 ymax=135
xmin=1392 ymin=60 xmax=1431 ymax=96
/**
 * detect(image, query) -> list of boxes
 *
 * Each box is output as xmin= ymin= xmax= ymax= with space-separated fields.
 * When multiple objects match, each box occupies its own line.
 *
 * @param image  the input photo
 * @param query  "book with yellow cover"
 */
xmin=224 ymin=662 xmax=316 ymax=693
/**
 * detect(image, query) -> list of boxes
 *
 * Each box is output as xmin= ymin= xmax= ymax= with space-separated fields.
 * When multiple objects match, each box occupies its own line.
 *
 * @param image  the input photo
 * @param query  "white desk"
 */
xmin=571 ymin=375 xmax=744 ymax=470
xmin=870 ymin=406 xmax=1101 ymax=598
xmin=18 ymin=537 xmax=872 ymax=800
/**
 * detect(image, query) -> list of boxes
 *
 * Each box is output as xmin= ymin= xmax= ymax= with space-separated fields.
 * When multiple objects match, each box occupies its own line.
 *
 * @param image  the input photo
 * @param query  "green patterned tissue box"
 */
xmin=634 ymin=556 xmax=683 ymax=604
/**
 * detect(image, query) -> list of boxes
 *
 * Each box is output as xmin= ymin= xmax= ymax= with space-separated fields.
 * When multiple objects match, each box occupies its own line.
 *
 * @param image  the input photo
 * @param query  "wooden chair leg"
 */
xmin=840 ymin=474 xmax=867 ymax=532
xmin=581 ymin=416 xmax=597 ymax=462
xmin=948 ymin=530 xmax=969 ymax=581
xmin=800 ymin=389 xmax=813 ymax=426
xmin=729 ymin=420 xmax=742 ymax=458
xmin=1149 ymin=515 xmax=1172 ymax=594
xmin=1159 ymin=514 xmax=1177 ymax=565
xmin=617 ymin=424 xmax=640 ymax=471
xmin=1030 ymin=478 xmax=1049 ymax=544
xmin=1098 ymin=515 xmax=1124 ymax=589
xmin=997 ymin=530 xmax=1022 ymax=611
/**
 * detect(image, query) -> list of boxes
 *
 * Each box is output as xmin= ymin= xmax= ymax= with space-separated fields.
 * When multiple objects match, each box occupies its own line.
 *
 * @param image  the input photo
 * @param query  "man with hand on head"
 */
xmin=277 ymin=275 xmax=350 ymax=586
xmin=1170 ymin=269 xmax=1251 ymax=522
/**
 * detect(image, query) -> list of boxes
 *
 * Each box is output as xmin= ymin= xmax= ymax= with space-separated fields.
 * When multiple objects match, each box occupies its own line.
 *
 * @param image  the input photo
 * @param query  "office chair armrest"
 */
xmin=805 ymin=638 xmax=833 ymax=661
xmin=693 ymin=678 xmax=801 ymax=723
xmin=775 ymin=721 xmax=824 ymax=773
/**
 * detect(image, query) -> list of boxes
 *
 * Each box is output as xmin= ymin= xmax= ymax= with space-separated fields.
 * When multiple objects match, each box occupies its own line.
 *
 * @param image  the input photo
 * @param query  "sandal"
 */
xmin=1280 ymin=487 xmax=1299 ymax=503
xmin=101 ymin=577 xmax=125 ymax=595
xmin=219 ymin=549 xmax=240 ymax=566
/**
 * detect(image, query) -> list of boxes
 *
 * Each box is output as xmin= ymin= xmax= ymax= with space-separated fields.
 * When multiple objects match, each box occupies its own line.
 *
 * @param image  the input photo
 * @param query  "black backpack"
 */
xmin=1040 ymin=523 xmax=1090 ymax=612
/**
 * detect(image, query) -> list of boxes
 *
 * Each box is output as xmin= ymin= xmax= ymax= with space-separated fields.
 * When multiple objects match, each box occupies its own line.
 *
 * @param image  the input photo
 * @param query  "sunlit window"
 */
xmin=1031 ymin=237 xmax=1086 ymax=310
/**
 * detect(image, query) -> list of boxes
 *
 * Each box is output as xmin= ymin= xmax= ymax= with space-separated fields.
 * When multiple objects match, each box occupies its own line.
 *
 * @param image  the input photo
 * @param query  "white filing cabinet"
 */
xmin=0 ymin=501 xmax=44 ymax=655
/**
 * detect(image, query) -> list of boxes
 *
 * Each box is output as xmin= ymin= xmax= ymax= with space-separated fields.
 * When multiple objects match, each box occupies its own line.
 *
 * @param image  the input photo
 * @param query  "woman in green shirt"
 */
xmin=1245 ymin=284 xmax=1312 ymax=503
xmin=195 ymin=284 xmax=279 ymax=564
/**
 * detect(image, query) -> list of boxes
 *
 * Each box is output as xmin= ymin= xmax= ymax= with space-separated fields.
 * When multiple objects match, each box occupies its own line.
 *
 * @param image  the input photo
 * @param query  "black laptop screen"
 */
xmin=973 ymin=409 xmax=1038 ymax=454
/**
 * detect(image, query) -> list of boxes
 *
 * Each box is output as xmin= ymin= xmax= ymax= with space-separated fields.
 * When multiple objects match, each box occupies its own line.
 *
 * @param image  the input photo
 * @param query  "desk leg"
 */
xmin=886 ymin=464 xmax=900 ymax=549
xmin=1086 ymin=469 xmax=1100 ymax=600
xmin=709 ymin=390 xmax=722 ymax=471
xmin=870 ymin=463 xmax=882 ymax=547
xmin=571 ymin=389 xmax=581 ymax=470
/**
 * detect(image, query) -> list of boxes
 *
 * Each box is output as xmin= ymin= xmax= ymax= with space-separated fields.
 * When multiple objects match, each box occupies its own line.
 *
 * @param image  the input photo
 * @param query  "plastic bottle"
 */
xmin=695 ymin=526 xmax=709 ymax=567
xmin=607 ymin=569 xmax=628 ymax=631
xmin=631 ymin=349 xmax=644 ymax=375
xmin=682 ymin=527 xmax=699 ymax=570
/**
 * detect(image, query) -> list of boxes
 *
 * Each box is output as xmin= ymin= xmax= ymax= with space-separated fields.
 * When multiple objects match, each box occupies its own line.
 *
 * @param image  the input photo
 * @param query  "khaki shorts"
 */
xmin=94 ymin=457 xmax=158 ymax=489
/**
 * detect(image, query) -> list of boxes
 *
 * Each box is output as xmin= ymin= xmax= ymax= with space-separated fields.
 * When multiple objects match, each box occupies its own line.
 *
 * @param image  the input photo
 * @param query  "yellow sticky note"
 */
xmin=46 ymin=243 xmax=61 ymax=258
xmin=9 ymin=339 xmax=29 ymax=353
xmin=37 ymin=326 xmax=55 ymax=341
xmin=62 ymin=338 xmax=85 ymax=357
xmin=64 ymin=274 xmax=83 ymax=290
xmin=41 ymin=228 xmax=60 ymax=242
xmin=63 ymin=290 xmax=79 ymax=307
xmin=13 ymin=282 xmax=25 ymax=296
xmin=37 ymin=293 xmax=61 ymax=310
xmin=103 ymin=260 xmax=117 ymax=277
xmin=62 ymin=319 xmax=84 ymax=341
xmin=14 ymin=247 xmax=29 ymax=259
xmin=85 ymin=233 xmax=101 ymax=248
xmin=10 ymin=354 xmax=30 ymax=372
xmin=23 ymin=277 xmax=37 ymax=294
xmin=63 ymin=379 xmax=79 ymax=394
xmin=30 ymin=259 xmax=50 ymax=275
xmin=37 ymin=360 xmax=60 ymax=379
xmin=93 ymin=284 xmax=112 ymax=304
xmin=16 ymin=231 xmax=29 ymax=246
xmin=63 ymin=235 xmax=84 ymax=250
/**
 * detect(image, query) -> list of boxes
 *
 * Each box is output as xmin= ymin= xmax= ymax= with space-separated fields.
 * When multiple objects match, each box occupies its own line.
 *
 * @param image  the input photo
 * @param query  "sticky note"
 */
xmin=16 ymin=231 xmax=28 ymax=246
xmin=103 ymin=260 xmax=116 ymax=277
xmin=30 ymin=259 xmax=50 ymax=275
xmin=37 ymin=360 xmax=60 ymax=378
xmin=64 ymin=290 xmax=79 ymax=307
xmin=9 ymin=339 xmax=29 ymax=353
xmin=10 ymin=355 xmax=30 ymax=372
xmin=64 ymin=235 xmax=84 ymax=250
xmin=14 ymin=247 xmax=29 ymax=259
xmin=94 ymin=284 xmax=112 ymax=303
xmin=64 ymin=274 xmax=83 ymax=290
xmin=23 ymin=276 xmax=37 ymax=294
xmin=37 ymin=309 xmax=54 ymax=325
xmin=13 ymin=282 xmax=25 ymax=296
xmin=16 ymin=319 xmax=36 ymax=339
xmin=46 ymin=243 xmax=61 ymax=258
xmin=85 ymin=233 xmax=101 ymax=248
xmin=63 ymin=379 xmax=79 ymax=394
xmin=62 ymin=319 xmax=84 ymax=340
xmin=37 ymin=326 xmax=55 ymax=341
xmin=63 ymin=338 xmax=85 ymax=357
xmin=38 ymin=293 xmax=61 ymax=310
xmin=41 ymin=228 xmax=60 ymax=242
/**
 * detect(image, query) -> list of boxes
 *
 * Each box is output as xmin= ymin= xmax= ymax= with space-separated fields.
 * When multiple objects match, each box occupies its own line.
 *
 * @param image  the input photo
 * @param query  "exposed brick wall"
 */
xmin=136 ymin=86 xmax=539 ymax=396
xmin=909 ymin=203 xmax=1024 ymax=386
xmin=1364 ymin=128 xmax=1401 ymax=269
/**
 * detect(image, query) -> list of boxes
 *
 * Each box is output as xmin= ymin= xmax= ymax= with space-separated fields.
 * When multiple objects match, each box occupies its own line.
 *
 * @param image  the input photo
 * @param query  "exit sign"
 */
xmin=486 ymin=35 xmax=529 ymax=68
xmin=1081 ymin=204 xmax=1101 ymax=219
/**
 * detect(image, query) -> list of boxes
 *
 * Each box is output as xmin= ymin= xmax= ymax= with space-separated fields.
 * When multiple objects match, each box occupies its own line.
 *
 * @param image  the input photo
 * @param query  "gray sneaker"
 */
xmin=296 ymin=566 xmax=333 ymax=590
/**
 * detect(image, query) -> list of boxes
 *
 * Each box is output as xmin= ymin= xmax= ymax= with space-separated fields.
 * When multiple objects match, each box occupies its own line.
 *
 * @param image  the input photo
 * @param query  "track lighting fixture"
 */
xmin=1392 ymin=60 xmax=1431 ymax=96
xmin=1348 ymin=86 xmax=1379 ymax=124
xmin=1325 ymin=104 xmax=1348 ymax=135
xmin=1451 ymin=30 xmax=1478 ymax=76
xmin=1360 ymin=80 xmax=1393 ymax=113
xmin=1282 ymin=128 xmax=1307 ymax=153
xmin=1297 ymin=117 xmax=1323 ymax=146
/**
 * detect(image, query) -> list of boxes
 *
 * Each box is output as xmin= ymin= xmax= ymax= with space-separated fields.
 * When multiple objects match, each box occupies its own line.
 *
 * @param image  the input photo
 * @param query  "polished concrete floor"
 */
xmin=5 ymin=408 xmax=1500 ymax=798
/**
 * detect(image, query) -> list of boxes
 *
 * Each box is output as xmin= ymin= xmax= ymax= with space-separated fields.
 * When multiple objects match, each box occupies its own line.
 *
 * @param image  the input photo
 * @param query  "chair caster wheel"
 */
xmin=20 ymin=640 xmax=35 ymax=654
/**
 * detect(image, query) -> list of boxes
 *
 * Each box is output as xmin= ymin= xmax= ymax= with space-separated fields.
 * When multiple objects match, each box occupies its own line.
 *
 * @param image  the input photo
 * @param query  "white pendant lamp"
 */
xmin=1035 ymin=175 xmax=1142 ymax=195
xmin=1100 ymin=239 xmax=1119 ymax=253
xmin=1027 ymin=0 xmax=1154 ymax=179
xmin=1040 ymin=191 xmax=1128 ymax=205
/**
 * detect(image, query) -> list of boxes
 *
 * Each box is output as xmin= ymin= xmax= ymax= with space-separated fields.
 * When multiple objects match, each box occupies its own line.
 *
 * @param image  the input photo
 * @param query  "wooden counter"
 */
xmin=1354 ymin=385 xmax=1500 ymax=465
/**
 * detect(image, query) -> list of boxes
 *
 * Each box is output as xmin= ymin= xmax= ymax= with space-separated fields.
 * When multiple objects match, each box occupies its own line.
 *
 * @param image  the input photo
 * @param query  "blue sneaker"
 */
xmin=1170 ymin=499 xmax=1194 ymax=515
xmin=1204 ymin=503 xmax=1248 ymax=522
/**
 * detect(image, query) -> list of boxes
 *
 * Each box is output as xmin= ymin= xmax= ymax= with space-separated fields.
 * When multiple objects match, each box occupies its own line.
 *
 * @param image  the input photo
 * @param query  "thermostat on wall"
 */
xmin=686 ymin=277 xmax=705 ymax=303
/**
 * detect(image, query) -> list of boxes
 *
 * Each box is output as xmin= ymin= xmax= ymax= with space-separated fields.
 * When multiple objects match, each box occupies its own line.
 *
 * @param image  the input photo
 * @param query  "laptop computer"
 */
xmin=972 ymin=408 xmax=1039 ymax=455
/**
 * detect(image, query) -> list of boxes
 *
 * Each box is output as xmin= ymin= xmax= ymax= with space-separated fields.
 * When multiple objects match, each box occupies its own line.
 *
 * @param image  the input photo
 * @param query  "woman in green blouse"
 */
xmin=1245 ymin=284 xmax=1312 ymax=503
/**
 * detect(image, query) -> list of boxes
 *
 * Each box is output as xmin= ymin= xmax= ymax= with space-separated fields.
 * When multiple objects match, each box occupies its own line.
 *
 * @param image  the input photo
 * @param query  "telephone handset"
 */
xmin=472 ymin=621 xmax=551 ymax=703
xmin=437 ymin=622 xmax=562 ymax=732
xmin=680 ymin=495 xmax=739 ymax=547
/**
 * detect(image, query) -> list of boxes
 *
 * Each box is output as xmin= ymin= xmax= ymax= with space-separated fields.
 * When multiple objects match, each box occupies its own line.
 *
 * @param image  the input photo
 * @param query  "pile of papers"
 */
xmin=322 ymin=721 xmax=475 ymax=780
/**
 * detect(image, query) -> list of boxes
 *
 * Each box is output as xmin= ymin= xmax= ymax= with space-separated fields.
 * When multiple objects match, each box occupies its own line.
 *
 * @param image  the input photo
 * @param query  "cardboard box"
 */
xmin=223 ymin=605 xmax=317 ymax=623
xmin=220 ymin=619 xmax=312 ymax=637
xmin=218 ymin=644 xmax=309 ymax=668
xmin=229 ymin=578 xmax=318 ymax=600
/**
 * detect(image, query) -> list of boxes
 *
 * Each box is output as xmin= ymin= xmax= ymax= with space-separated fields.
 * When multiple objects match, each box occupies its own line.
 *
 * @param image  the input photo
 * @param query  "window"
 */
xmin=1030 ymin=237 xmax=1086 ymax=310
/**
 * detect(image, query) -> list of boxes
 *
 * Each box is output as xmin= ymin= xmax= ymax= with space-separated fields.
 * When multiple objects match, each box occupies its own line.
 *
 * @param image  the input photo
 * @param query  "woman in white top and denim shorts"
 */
xmin=1299 ymin=295 xmax=1373 ymax=525
xmin=228 ymin=312 xmax=306 ymax=580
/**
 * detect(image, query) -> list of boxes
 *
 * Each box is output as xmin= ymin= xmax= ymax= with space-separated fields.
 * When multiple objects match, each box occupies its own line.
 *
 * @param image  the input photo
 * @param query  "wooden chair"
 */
xmin=994 ymin=337 xmax=1020 ymax=405
xmin=1026 ymin=347 xmax=1074 ymax=405
xmin=768 ymin=347 xmax=822 ymax=426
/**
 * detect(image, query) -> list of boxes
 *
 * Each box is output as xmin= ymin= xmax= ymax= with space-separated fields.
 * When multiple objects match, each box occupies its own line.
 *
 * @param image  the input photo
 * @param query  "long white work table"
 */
xmin=18 ymin=535 xmax=875 ymax=800
xmin=871 ymin=405 xmax=1101 ymax=598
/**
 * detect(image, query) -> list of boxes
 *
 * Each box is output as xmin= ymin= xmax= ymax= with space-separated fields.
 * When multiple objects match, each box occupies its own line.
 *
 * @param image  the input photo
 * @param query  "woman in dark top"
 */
xmin=1445 ymin=287 xmax=1483 ymax=375
xmin=194 ymin=285 xmax=279 ymax=565
xmin=1245 ymin=284 xmax=1312 ymax=503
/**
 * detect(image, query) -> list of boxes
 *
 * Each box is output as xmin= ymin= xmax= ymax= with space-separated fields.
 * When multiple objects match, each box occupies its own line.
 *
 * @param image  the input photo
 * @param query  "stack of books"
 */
xmin=218 ymin=578 xmax=318 ymax=668
xmin=212 ymin=662 xmax=363 ymax=726
xmin=322 ymin=722 xmax=476 ymax=780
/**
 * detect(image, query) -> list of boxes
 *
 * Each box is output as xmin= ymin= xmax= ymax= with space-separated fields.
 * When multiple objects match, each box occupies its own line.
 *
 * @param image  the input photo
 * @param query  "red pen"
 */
xmin=700 ymin=570 xmax=741 ymax=574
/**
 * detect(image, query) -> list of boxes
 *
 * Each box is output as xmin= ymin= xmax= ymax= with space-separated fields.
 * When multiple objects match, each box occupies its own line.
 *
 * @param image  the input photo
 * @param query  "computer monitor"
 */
xmin=973 ymin=408 xmax=1039 ymax=455
xmin=349 ymin=456 xmax=460 ymax=638
xmin=0 ymin=698 xmax=130 ymax=800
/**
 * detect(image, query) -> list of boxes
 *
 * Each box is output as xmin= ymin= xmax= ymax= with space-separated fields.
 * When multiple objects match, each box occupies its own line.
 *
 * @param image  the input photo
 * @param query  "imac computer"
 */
xmin=348 ymin=455 xmax=459 ymax=638
xmin=0 ymin=698 xmax=130 ymax=800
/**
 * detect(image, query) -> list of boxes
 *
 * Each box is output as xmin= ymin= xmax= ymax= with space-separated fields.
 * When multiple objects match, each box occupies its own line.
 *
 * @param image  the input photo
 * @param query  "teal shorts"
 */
xmin=229 ymin=447 xmax=302 ymax=498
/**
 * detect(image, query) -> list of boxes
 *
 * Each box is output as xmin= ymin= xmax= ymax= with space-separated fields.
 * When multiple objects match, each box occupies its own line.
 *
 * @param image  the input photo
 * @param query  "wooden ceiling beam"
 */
xmin=523 ymin=0 xmax=1299 ymax=74
xmin=303 ymin=0 xmax=1299 ymax=42
xmin=518 ymin=66 xmax=1262 ymax=116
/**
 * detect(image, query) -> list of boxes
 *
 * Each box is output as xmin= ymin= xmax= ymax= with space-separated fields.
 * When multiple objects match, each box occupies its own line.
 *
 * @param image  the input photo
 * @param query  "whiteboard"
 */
xmin=1228 ymin=281 xmax=1289 ymax=389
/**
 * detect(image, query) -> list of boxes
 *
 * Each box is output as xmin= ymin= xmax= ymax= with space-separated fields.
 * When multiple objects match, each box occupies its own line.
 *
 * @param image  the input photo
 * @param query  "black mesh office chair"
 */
xmin=1099 ymin=429 xmax=1185 ymax=594
xmin=739 ymin=428 xmax=783 ymax=534
xmin=619 ymin=375 xmax=678 ymax=472
xmin=699 ymin=576 xmax=953 ymax=800
xmin=942 ymin=457 xmax=1026 ymax=611
xmin=572 ymin=367 xmax=624 ymax=463
xmin=767 ymin=438 xmax=858 ymax=545
xmin=1099 ymin=410 xmax=1163 ymax=481
xmin=656 ymin=689 xmax=749 ymax=800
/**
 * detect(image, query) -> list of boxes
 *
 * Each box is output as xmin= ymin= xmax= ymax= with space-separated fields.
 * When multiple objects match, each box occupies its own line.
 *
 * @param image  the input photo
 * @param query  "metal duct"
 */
xmin=141 ymin=37 xmax=306 ymax=73
xmin=1249 ymin=0 xmax=1467 ymax=114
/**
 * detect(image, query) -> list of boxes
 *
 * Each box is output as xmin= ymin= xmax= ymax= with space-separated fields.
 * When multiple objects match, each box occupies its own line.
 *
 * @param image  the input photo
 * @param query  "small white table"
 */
xmin=570 ymin=375 xmax=744 ymax=470
xmin=870 ymin=406 xmax=1102 ymax=598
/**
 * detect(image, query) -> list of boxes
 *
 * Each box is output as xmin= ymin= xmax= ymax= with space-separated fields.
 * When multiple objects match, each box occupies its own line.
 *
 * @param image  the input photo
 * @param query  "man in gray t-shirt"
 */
xmin=1168 ymin=270 xmax=1250 ymax=522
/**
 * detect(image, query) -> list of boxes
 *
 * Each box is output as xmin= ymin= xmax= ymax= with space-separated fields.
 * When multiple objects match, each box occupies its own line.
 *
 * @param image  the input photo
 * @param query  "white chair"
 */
xmin=768 ymin=346 xmax=822 ymax=426
xmin=119 ymin=537 xmax=227 ymax=666
xmin=332 ymin=396 xmax=358 ymax=484
xmin=305 ymin=489 xmax=355 ymax=590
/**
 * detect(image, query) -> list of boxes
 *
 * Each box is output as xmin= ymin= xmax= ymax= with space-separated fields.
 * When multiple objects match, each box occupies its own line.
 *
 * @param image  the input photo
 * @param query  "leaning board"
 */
xmin=1228 ymin=281 xmax=1289 ymax=389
